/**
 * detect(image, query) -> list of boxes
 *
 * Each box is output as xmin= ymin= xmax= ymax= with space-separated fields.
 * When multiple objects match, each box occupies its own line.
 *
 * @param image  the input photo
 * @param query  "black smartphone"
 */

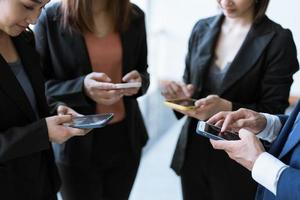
xmin=196 ymin=121 xmax=240 ymax=140
xmin=67 ymin=113 xmax=114 ymax=129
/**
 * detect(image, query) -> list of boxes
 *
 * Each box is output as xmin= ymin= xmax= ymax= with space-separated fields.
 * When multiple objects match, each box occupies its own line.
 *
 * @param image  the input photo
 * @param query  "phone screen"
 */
xmin=168 ymin=99 xmax=196 ymax=107
xmin=197 ymin=121 xmax=240 ymax=140
xmin=69 ymin=113 xmax=114 ymax=129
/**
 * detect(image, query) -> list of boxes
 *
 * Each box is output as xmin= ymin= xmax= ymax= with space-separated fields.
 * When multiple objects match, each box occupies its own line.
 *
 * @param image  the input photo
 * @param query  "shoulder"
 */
xmin=190 ymin=15 xmax=222 ymax=37
xmin=129 ymin=3 xmax=145 ymax=26
xmin=40 ymin=1 xmax=62 ymax=22
xmin=256 ymin=16 xmax=294 ymax=41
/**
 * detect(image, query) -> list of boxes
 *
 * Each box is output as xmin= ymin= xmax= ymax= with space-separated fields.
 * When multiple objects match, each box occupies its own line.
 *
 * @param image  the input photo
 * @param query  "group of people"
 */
xmin=0 ymin=0 xmax=299 ymax=200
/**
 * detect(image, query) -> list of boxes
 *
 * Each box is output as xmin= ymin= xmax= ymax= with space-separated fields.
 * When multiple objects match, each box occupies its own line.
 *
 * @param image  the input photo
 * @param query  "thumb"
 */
xmin=238 ymin=128 xmax=253 ymax=139
xmin=55 ymin=115 xmax=73 ymax=124
xmin=91 ymin=73 xmax=111 ymax=82
xmin=57 ymin=105 xmax=68 ymax=116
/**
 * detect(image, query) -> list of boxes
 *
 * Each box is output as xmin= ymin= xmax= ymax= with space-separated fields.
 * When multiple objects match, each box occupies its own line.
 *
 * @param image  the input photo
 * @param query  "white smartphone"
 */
xmin=114 ymin=82 xmax=141 ymax=89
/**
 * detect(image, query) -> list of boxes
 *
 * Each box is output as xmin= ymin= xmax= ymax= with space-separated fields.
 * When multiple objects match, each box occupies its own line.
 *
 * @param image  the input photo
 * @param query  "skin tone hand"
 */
xmin=57 ymin=105 xmax=92 ymax=134
xmin=160 ymin=80 xmax=194 ymax=100
xmin=121 ymin=70 xmax=142 ymax=96
xmin=175 ymin=95 xmax=232 ymax=121
xmin=207 ymin=108 xmax=267 ymax=134
xmin=84 ymin=72 xmax=124 ymax=105
xmin=210 ymin=129 xmax=266 ymax=171
xmin=46 ymin=114 xmax=89 ymax=144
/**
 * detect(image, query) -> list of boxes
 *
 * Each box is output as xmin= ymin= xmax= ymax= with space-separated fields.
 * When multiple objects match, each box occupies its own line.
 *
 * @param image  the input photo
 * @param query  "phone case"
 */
xmin=164 ymin=98 xmax=196 ymax=111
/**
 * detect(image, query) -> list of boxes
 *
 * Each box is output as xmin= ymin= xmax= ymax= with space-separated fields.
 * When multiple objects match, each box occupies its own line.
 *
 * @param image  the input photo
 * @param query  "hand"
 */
xmin=178 ymin=95 xmax=232 ymax=120
xmin=210 ymin=129 xmax=265 ymax=171
xmin=84 ymin=72 xmax=123 ymax=105
xmin=46 ymin=115 xmax=89 ymax=144
xmin=160 ymin=80 xmax=194 ymax=100
xmin=121 ymin=70 xmax=142 ymax=96
xmin=207 ymin=108 xmax=267 ymax=134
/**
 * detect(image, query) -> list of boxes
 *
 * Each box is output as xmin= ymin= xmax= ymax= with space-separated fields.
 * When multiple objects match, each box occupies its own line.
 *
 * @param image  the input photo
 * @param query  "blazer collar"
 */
xmin=269 ymin=101 xmax=300 ymax=158
xmin=0 ymin=34 xmax=45 ymax=121
xmin=219 ymin=15 xmax=276 ymax=95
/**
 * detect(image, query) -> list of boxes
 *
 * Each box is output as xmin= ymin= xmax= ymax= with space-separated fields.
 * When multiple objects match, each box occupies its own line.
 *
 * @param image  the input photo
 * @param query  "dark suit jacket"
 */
xmin=171 ymin=15 xmax=299 ymax=174
xmin=34 ymin=2 xmax=149 ymax=166
xmin=256 ymin=101 xmax=300 ymax=200
xmin=0 ymin=31 xmax=60 ymax=199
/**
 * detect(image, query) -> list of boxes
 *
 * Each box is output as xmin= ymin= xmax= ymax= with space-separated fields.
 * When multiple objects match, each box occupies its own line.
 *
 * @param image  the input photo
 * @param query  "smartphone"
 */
xmin=114 ymin=82 xmax=141 ymax=89
xmin=67 ymin=113 xmax=114 ymax=129
xmin=164 ymin=98 xmax=197 ymax=111
xmin=196 ymin=121 xmax=240 ymax=140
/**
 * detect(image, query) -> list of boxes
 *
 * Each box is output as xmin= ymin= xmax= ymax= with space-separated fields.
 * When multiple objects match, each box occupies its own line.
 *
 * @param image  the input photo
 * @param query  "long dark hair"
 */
xmin=61 ymin=0 xmax=131 ymax=33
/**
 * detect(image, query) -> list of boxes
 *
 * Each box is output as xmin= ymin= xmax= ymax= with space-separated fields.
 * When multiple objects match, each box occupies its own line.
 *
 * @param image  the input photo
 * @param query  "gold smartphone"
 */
xmin=164 ymin=98 xmax=197 ymax=111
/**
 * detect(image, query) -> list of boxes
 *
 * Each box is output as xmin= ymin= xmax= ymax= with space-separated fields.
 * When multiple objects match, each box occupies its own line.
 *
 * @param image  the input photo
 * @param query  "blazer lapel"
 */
xmin=219 ymin=16 xmax=275 ymax=95
xmin=13 ymin=35 xmax=48 ymax=118
xmin=0 ymin=50 xmax=36 ymax=121
xmin=278 ymin=103 xmax=300 ymax=158
xmin=192 ymin=15 xmax=223 ymax=96
xmin=269 ymin=101 xmax=300 ymax=157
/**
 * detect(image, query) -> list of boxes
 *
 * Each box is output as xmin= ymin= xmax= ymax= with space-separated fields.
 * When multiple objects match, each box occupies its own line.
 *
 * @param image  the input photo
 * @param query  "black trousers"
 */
xmin=180 ymin=120 xmax=257 ymax=200
xmin=58 ymin=121 xmax=140 ymax=200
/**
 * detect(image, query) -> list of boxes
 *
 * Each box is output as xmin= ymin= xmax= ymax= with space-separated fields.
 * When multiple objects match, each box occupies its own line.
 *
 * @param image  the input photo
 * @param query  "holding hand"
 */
xmin=46 ymin=115 xmax=89 ymax=144
xmin=161 ymin=80 xmax=194 ymax=100
xmin=207 ymin=108 xmax=267 ymax=134
xmin=84 ymin=72 xmax=123 ymax=105
xmin=121 ymin=70 xmax=142 ymax=96
xmin=175 ymin=95 xmax=232 ymax=120
xmin=210 ymin=129 xmax=265 ymax=171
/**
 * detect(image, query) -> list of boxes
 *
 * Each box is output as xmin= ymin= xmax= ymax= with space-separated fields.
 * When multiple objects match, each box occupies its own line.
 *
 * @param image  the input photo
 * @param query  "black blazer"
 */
xmin=171 ymin=15 xmax=299 ymax=174
xmin=0 ymin=32 xmax=60 ymax=199
xmin=34 ymin=2 xmax=149 ymax=166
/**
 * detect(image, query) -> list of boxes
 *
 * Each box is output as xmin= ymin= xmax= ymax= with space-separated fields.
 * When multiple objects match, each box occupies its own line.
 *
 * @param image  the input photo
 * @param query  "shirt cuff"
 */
xmin=256 ymin=113 xmax=282 ymax=143
xmin=252 ymin=152 xmax=288 ymax=195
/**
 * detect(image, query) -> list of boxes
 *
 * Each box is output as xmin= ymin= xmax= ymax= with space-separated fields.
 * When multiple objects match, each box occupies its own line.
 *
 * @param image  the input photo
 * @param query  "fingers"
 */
xmin=207 ymin=111 xmax=230 ymax=124
xmin=90 ymin=72 xmax=111 ymax=82
xmin=122 ymin=70 xmax=140 ymax=82
xmin=210 ymin=139 xmax=233 ymax=151
xmin=54 ymin=115 xmax=73 ymax=124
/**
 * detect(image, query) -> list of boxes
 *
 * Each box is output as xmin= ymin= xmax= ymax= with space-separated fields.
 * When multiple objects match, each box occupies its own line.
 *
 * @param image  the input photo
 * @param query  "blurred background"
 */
xmin=48 ymin=0 xmax=300 ymax=199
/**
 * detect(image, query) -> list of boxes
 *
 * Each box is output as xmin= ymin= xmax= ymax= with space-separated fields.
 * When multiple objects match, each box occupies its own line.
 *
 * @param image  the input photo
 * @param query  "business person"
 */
xmin=0 ymin=0 xmax=89 ymax=199
xmin=208 ymin=102 xmax=300 ymax=200
xmin=34 ymin=0 xmax=149 ymax=199
xmin=161 ymin=0 xmax=299 ymax=199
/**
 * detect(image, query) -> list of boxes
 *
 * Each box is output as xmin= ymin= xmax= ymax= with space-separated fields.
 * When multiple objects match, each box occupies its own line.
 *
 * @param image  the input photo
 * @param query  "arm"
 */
xmin=232 ymin=30 xmax=299 ymax=114
xmin=126 ymin=9 xmax=149 ymax=99
xmin=34 ymin=10 xmax=93 ymax=109
xmin=276 ymin=167 xmax=300 ymax=200
xmin=0 ymin=120 xmax=49 ymax=162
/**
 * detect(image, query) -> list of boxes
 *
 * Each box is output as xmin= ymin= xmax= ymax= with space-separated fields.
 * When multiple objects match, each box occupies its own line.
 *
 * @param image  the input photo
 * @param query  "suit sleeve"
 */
xmin=128 ymin=9 xmax=150 ymax=99
xmin=34 ymin=10 xmax=93 ymax=111
xmin=277 ymin=167 xmax=300 ymax=200
xmin=0 ymin=119 xmax=49 ymax=162
xmin=232 ymin=29 xmax=299 ymax=114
